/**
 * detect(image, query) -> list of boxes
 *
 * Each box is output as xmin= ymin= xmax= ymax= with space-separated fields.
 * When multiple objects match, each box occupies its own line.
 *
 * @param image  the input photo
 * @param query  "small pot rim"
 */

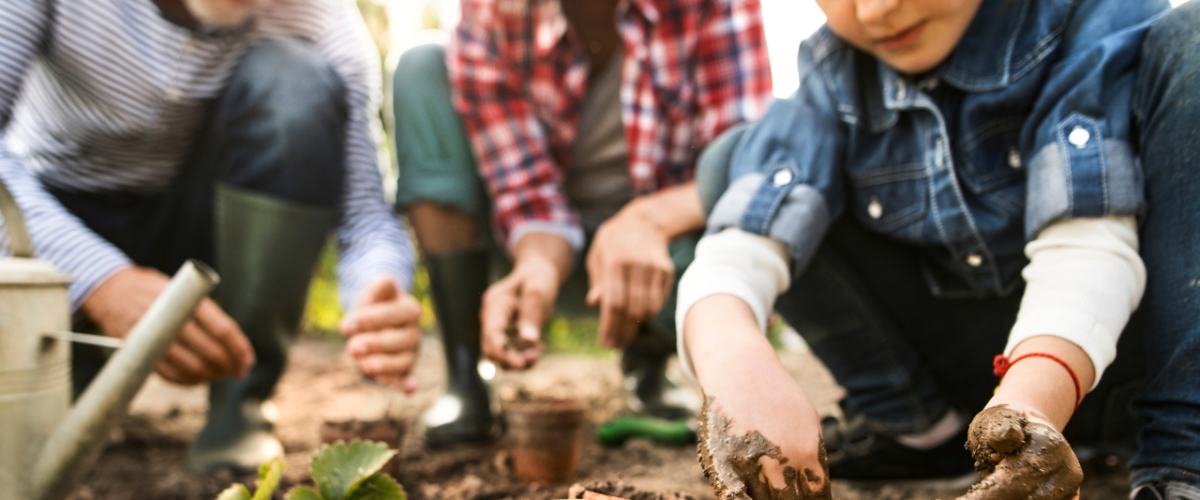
xmin=503 ymin=397 xmax=586 ymax=415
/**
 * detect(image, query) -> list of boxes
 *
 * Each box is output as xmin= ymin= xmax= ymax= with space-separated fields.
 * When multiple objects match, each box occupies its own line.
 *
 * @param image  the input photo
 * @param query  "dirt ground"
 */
xmin=67 ymin=333 xmax=1134 ymax=500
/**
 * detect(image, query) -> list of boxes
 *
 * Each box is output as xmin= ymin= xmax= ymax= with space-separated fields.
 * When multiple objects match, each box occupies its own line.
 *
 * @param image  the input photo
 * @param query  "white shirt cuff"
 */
xmin=675 ymin=228 xmax=790 ymax=382
xmin=1005 ymin=216 xmax=1145 ymax=391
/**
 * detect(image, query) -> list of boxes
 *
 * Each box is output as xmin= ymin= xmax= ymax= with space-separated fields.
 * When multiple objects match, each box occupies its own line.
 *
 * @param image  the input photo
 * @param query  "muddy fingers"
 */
xmin=959 ymin=405 xmax=1082 ymax=500
xmin=698 ymin=397 xmax=832 ymax=500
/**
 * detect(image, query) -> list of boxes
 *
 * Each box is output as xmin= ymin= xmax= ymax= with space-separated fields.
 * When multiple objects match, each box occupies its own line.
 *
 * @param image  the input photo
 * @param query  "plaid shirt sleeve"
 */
xmin=693 ymin=0 xmax=773 ymax=147
xmin=447 ymin=0 xmax=583 ymax=252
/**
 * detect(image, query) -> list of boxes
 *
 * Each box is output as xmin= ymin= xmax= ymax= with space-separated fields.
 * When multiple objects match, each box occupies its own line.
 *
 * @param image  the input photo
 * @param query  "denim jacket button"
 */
xmin=1069 ymin=126 xmax=1091 ymax=148
xmin=772 ymin=169 xmax=793 ymax=187
xmin=1007 ymin=147 xmax=1022 ymax=169
xmin=966 ymin=253 xmax=984 ymax=267
xmin=896 ymin=79 xmax=907 ymax=100
xmin=868 ymin=197 xmax=883 ymax=219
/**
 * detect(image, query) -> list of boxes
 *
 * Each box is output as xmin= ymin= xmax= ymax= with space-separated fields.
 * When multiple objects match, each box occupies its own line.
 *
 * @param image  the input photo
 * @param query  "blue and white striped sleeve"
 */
xmin=0 ymin=0 xmax=132 ymax=310
xmin=320 ymin=3 xmax=416 ymax=310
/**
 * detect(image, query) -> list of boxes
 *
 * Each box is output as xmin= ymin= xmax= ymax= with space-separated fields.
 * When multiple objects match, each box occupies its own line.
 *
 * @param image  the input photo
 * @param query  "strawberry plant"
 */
xmin=215 ymin=458 xmax=284 ymax=500
xmin=214 ymin=440 xmax=405 ymax=500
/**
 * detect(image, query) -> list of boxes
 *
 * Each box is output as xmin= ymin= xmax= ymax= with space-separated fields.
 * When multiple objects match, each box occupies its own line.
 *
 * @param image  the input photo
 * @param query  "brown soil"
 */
xmin=569 ymin=480 xmax=697 ymax=500
xmin=66 ymin=335 xmax=1134 ymax=500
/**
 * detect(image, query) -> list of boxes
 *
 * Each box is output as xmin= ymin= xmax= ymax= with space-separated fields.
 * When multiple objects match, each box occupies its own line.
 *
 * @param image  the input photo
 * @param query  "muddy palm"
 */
xmin=958 ymin=405 xmax=1083 ymax=500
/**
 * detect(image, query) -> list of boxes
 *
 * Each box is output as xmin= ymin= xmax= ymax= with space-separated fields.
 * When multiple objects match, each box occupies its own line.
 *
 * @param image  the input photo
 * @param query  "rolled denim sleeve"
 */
xmin=1022 ymin=0 xmax=1169 ymax=239
xmin=706 ymin=40 xmax=846 ymax=272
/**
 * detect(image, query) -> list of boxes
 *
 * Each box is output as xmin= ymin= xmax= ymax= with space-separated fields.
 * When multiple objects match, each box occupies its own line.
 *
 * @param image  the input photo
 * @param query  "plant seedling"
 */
xmin=215 ymin=458 xmax=284 ymax=500
xmin=213 ymin=440 xmax=406 ymax=500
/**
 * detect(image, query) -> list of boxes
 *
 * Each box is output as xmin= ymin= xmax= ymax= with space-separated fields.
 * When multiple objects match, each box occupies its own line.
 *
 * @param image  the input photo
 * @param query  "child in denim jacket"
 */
xmin=677 ymin=0 xmax=1200 ymax=498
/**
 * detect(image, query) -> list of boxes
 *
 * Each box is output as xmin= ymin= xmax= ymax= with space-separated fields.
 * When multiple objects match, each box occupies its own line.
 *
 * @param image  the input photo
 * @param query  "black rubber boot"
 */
xmin=186 ymin=185 xmax=338 ymax=474
xmin=621 ymin=331 xmax=699 ymax=421
xmin=421 ymin=249 xmax=498 ymax=448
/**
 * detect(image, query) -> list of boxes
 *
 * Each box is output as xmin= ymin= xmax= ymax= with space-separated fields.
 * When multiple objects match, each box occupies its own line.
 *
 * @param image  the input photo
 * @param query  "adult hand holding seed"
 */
xmin=341 ymin=275 xmax=423 ymax=393
xmin=481 ymin=232 xmax=573 ymax=370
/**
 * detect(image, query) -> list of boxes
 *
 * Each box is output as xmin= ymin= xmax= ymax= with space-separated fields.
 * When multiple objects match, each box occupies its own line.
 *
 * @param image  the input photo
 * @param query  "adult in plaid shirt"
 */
xmin=390 ymin=0 xmax=772 ymax=445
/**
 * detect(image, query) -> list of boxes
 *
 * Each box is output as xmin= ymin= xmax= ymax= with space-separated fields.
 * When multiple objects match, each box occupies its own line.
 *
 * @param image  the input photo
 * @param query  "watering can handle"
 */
xmin=0 ymin=177 xmax=33 ymax=258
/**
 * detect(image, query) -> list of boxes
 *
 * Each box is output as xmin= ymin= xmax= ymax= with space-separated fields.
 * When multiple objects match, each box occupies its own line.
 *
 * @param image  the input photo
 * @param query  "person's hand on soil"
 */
xmin=958 ymin=336 xmax=1095 ymax=500
xmin=586 ymin=210 xmax=674 ymax=349
xmin=958 ymin=404 xmax=1083 ymax=500
xmin=481 ymin=232 xmax=573 ymax=370
xmin=341 ymin=275 xmax=423 ymax=393
xmin=686 ymin=295 xmax=830 ymax=500
xmin=82 ymin=265 xmax=255 ymax=385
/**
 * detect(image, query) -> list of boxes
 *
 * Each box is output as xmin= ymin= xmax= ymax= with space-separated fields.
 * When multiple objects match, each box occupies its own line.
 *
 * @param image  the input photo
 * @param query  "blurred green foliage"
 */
xmin=301 ymin=237 xmax=605 ymax=356
xmin=300 ymin=240 xmax=344 ymax=335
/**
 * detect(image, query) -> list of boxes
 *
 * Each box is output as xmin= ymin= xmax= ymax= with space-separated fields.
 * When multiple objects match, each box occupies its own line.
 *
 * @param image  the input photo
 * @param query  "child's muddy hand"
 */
xmin=958 ymin=405 xmax=1082 ymax=500
xmin=698 ymin=397 xmax=832 ymax=500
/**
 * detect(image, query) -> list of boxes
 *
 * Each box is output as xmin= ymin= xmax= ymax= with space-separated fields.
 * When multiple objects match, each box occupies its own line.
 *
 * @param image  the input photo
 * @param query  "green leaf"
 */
xmin=215 ymin=484 xmax=252 ymax=500
xmin=310 ymin=440 xmax=397 ymax=500
xmin=252 ymin=457 xmax=285 ymax=500
xmin=345 ymin=474 xmax=406 ymax=500
xmin=285 ymin=486 xmax=325 ymax=500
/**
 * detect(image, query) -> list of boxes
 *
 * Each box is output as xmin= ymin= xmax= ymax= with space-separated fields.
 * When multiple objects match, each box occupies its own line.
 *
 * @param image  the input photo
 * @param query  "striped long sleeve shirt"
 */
xmin=0 ymin=0 xmax=415 ymax=310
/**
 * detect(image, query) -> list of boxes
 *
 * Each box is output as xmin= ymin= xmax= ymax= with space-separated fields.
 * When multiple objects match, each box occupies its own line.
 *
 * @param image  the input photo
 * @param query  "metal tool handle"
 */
xmin=31 ymin=260 xmax=220 ymax=500
xmin=0 ymin=177 xmax=33 ymax=258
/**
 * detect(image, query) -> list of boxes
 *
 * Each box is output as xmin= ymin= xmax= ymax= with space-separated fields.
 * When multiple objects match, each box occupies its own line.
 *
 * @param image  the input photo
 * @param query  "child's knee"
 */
xmin=1143 ymin=2 xmax=1200 ymax=74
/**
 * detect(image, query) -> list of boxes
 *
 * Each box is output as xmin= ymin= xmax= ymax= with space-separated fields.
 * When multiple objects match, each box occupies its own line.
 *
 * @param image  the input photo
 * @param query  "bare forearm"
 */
xmin=685 ymin=295 xmax=779 ymax=389
xmin=989 ymin=335 xmax=1096 ymax=430
xmin=512 ymin=232 xmax=575 ymax=285
xmin=618 ymin=181 xmax=706 ymax=241
xmin=686 ymin=294 xmax=830 ymax=499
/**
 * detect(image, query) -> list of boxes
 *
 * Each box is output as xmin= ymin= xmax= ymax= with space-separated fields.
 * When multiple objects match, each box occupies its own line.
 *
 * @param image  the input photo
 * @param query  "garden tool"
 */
xmin=595 ymin=415 xmax=697 ymax=446
xmin=0 ymin=178 xmax=219 ymax=500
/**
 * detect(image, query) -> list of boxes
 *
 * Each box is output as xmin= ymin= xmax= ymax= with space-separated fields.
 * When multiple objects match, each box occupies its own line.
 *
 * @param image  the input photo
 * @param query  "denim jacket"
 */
xmin=708 ymin=0 xmax=1171 ymax=298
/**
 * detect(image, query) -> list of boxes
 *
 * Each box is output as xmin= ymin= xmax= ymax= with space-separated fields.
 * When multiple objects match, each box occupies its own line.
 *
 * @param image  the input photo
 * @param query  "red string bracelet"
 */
xmin=994 ymin=353 xmax=1082 ymax=411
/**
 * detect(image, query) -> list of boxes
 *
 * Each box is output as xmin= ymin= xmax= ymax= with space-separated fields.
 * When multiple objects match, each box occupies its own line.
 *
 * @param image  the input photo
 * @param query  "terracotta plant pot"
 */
xmin=504 ymin=398 xmax=586 ymax=484
xmin=320 ymin=416 xmax=407 ymax=477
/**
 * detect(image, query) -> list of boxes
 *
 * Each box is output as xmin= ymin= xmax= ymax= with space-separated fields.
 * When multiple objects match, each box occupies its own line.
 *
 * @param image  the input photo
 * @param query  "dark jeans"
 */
xmin=777 ymin=214 xmax=1147 ymax=442
xmin=768 ymin=3 xmax=1200 ymax=488
xmin=1128 ymin=0 xmax=1200 ymax=487
xmin=52 ymin=38 xmax=348 ymax=392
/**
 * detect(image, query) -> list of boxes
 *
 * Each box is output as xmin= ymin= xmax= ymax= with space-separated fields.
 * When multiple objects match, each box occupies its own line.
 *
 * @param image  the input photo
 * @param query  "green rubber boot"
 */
xmin=186 ymin=185 xmax=337 ymax=475
xmin=421 ymin=249 xmax=499 ymax=448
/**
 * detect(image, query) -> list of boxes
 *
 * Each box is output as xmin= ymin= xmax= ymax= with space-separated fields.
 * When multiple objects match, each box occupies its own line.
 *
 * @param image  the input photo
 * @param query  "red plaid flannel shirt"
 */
xmin=448 ymin=0 xmax=773 ymax=249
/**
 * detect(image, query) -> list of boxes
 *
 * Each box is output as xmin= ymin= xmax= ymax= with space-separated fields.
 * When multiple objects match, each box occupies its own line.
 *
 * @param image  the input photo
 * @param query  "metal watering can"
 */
xmin=0 ymin=179 xmax=220 ymax=499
